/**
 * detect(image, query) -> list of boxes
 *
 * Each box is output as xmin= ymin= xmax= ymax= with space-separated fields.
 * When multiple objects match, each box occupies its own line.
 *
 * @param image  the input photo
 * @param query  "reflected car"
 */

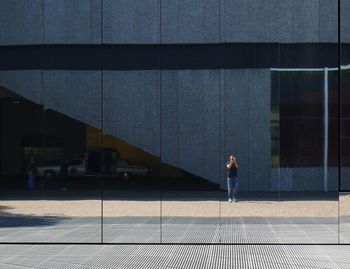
xmin=116 ymin=159 xmax=152 ymax=180
xmin=36 ymin=159 xmax=86 ymax=179
xmin=36 ymin=163 xmax=61 ymax=179
xmin=37 ymin=159 xmax=151 ymax=180
xmin=69 ymin=159 xmax=152 ymax=180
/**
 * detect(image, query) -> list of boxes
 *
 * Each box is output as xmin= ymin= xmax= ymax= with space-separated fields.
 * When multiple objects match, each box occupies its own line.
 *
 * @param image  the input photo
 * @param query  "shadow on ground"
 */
xmin=0 ymin=205 xmax=69 ymax=228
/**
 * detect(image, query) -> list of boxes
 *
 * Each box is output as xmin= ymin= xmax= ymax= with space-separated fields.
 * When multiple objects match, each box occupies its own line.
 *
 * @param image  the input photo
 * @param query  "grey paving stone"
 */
xmin=1 ymin=245 xmax=350 ymax=269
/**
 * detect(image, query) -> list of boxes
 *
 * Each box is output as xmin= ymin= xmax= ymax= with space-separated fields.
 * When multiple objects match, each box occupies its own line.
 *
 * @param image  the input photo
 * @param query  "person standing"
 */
xmin=26 ymin=157 xmax=37 ymax=190
xmin=59 ymin=162 xmax=68 ymax=191
xmin=226 ymin=155 xmax=239 ymax=202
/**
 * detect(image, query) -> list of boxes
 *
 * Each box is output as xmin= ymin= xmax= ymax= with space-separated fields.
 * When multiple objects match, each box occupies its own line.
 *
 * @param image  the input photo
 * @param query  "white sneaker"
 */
xmin=228 ymin=199 xmax=232 ymax=203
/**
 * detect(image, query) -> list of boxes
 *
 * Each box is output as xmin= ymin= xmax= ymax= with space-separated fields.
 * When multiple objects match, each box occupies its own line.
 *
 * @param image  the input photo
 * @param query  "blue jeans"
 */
xmin=28 ymin=175 xmax=35 ymax=189
xmin=227 ymin=177 xmax=239 ymax=200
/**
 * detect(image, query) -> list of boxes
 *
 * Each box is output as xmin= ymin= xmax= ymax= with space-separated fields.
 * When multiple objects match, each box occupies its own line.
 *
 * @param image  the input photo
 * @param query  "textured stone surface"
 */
xmin=341 ymin=167 xmax=350 ymax=190
xmin=0 ymin=0 xmax=104 ymax=45
xmin=16 ymin=0 xmax=44 ymax=44
xmin=66 ymin=71 xmax=101 ymax=128
xmin=0 ymin=68 xmax=340 ymax=191
xmin=221 ymin=0 xmax=249 ymax=42
xmin=91 ymin=0 xmax=102 ymax=43
xmin=271 ymin=167 xmax=339 ymax=192
xmin=0 ymin=71 xmax=42 ymax=104
xmin=248 ymin=70 xmax=271 ymax=191
xmin=247 ymin=0 xmax=272 ymax=42
xmin=0 ymin=0 xmax=17 ymax=44
xmin=161 ymin=0 xmax=219 ymax=43
xmin=293 ymin=167 xmax=324 ymax=191
xmin=160 ymin=0 xmax=178 ymax=44
xmin=103 ymin=71 xmax=135 ymax=144
xmin=43 ymin=71 xmax=101 ymax=128
xmin=278 ymin=168 xmax=294 ymax=192
xmin=319 ymin=0 xmax=338 ymax=43
xmin=44 ymin=0 xmax=66 ymax=43
xmin=0 ymin=0 xmax=43 ymax=45
xmin=0 ymin=72 xmax=18 ymax=95
xmin=327 ymin=166 xmax=339 ymax=191
xmin=161 ymin=70 xmax=220 ymax=181
xmin=293 ymin=0 xmax=319 ymax=42
xmin=202 ymin=71 xmax=220 ymax=183
xmin=177 ymin=71 xmax=204 ymax=176
xmin=42 ymin=71 xmax=66 ymax=113
xmin=65 ymin=0 xmax=101 ymax=44
xmin=341 ymin=0 xmax=350 ymax=43
xmin=132 ymin=71 xmax=160 ymax=156
xmin=0 ymin=0 xmax=342 ymax=45
xmin=103 ymin=0 xmax=160 ymax=44
xmin=160 ymin=71 xmax=179 ymax=166
xmin=222 ymin=70 xmax=249 ymax=190
xmin=270 ymin=0 xmax=293 ymax=43
xmin=219 ymin=70 xmax=226 ymax=188
xmin=222 ymin=0 xmax=337 ymax=43
xmin=0 ymin=0 xmax=102 ymax=45
xmin=103 ymin=71 xmax=160 ymax=156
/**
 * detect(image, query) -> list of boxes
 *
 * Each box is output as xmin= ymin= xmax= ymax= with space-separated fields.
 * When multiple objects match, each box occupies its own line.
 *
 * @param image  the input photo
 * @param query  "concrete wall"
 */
xmin=271 ymin=167 xmax=339 ymax=192
xmin=43 ymin=71 xmax=102 ymax=129
xmin=341 ymin=0 xmax=350 ymax=44
xmin=103 ymin=0 xmax=160 ymax=44
xmin=103 ymin=71 xmax=160 ymax=156
xmin=0 ymin=0 xmax=344 ymax=45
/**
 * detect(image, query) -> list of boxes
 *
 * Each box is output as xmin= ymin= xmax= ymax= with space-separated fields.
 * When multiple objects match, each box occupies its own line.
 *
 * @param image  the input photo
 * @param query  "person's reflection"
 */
xmin=226 ymin=155 xmax=239 ymax=203
xmin=26 ymin=157 xmax=37 ymax=190
xmin=59 ymin=162 xmax=68 ymax=191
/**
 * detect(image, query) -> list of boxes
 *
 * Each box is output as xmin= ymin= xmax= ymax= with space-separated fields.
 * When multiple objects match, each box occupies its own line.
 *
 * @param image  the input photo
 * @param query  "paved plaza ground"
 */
xmin=1 ymin=244 xmax=350 ymax=268
xmin=0 ymin=191 xmax=350 ymax=268
xmin=0 ymin=191 xmax=348 ymax=244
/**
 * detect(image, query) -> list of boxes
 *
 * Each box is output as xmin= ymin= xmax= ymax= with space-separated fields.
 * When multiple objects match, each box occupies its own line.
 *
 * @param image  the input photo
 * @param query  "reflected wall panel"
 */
xmin=0 ymin=0 xmax=343 ymax=244
xmin=273 ymin=0 xmax=339 ymax=243
xmin=220 ymin=69 xmax=278 ymax=243
xmin=41 ymin=71 xmax=102 ymax=243
xmin=276 ymin=68 xmax=338 ymax=243
xmin=0 ymin=70 xmax=103 ymax=242
xmin=341 ymin=0 xmax=350 ymax=191
xmin=340 ymin=193 xmax=350 ymax=243
xmin=340 ymin=0 xmax=350 ymax=242
xmin=339 ymin=0 xmax=350 ymax=237
xmin=341 ymin=65 xmax=350 ymax=190
xmin=103 ymin=0 xmax=160 ymax=44
xmin=161 ymin=70 xmax=220 ymax=243
xmin=161 ymin=0 xmax=219 ymax=43
xmin=0 ymin=82 xmax=46 ymax=242
xmin=102 ymin=71 xmax=161 ymax=243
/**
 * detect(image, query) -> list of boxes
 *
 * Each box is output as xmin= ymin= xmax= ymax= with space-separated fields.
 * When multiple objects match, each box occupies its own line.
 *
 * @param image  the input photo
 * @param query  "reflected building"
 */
xmin=0 ymin=0 xmax=346 ymax=192
xmin=0 ymin=0 xmax=348 ymax=244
